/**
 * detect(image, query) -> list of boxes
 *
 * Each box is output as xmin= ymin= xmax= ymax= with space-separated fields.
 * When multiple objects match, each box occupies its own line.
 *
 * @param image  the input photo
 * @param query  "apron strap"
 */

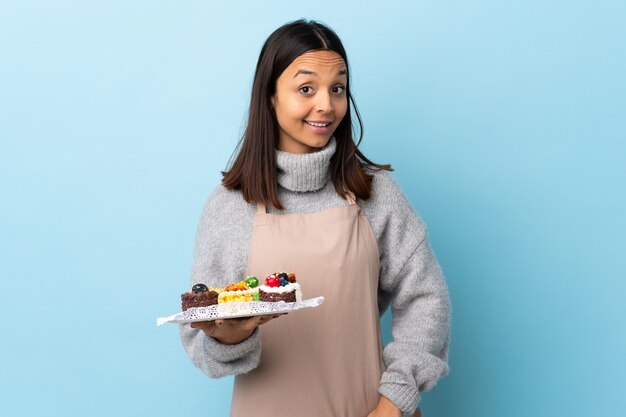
xmin=346 ymin=190 xmax=363 ymax=214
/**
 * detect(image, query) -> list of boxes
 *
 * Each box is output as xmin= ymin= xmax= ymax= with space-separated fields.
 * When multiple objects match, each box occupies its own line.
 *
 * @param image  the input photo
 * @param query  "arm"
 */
xmin=378 ymin=233 xmax=451 ymax=413
xmin=179 ymin=322 xmax=262 ymax=378
xmin=178 ymin=187 xmax=263 ymax=378
xmin=369 ymin=172 xmax=451 ymax=414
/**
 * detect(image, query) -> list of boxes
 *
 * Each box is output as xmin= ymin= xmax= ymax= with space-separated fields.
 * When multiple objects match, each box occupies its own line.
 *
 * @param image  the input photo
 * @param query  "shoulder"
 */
xmin=368 ymin=169 xmax=407 ymax=202
xmin=201 ymin=183 xmax=253 ymax=214
xmin=196 ymin=184 xmax=255 ymax=229
xmin=366 ymin=169 xmax=420 ymax=216
xmin=361 ymin=169 xmax=427 ymax=243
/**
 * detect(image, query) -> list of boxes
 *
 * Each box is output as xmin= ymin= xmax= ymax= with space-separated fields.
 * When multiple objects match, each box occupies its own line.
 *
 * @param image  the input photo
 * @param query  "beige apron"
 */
xmin=230 ymin=192 xmax=385 ymax=417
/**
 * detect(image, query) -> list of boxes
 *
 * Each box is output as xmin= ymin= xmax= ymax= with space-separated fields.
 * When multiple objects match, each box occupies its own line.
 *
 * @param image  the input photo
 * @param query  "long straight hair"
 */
xmin=222 ymin=18 xmax=392 ymax=210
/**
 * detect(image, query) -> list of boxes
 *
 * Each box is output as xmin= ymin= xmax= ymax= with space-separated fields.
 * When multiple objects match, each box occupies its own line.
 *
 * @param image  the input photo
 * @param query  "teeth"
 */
xmin=305 ymin=121 xmax=330 ymax=127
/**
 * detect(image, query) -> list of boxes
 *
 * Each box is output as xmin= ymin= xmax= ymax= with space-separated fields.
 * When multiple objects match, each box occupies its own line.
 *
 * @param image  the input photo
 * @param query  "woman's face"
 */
xmin=271 ymin=50 xmax=348 ymax=154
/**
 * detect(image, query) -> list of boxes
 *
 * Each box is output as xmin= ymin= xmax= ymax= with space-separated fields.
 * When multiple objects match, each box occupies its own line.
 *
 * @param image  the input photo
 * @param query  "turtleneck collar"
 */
xmin=275 ymin=136 xmax=336 ymax=192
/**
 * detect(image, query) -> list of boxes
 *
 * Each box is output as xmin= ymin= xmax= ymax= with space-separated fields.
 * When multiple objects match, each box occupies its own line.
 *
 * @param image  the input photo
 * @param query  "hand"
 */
xmin=367 ymin=395 xmax=403 ymax=417
xmin=190 ymin=314 xmax=286 ymax=345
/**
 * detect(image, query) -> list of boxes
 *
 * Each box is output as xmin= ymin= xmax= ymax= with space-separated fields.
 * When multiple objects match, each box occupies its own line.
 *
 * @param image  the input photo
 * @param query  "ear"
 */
xmin=270 ymin=95 xmax=276 ymax=109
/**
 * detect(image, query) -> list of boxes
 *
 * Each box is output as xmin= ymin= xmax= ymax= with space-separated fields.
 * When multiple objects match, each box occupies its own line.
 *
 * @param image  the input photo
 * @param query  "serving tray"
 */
xmin=156 ymin=296 xmax=324 ymax=326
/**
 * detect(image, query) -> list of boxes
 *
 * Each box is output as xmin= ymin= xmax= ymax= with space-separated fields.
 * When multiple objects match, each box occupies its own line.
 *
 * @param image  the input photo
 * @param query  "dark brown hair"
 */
xmin=222 ymin=18 xmax=392 ymax=210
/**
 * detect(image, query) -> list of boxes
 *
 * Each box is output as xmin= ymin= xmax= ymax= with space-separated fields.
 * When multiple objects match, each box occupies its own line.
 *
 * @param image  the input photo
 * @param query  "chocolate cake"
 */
xmin=181 ymin=284 xmax=219 ymax=311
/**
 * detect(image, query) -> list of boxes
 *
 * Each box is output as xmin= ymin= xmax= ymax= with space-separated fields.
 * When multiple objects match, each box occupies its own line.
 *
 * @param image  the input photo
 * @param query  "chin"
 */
xmin=307 ymin=136 xmax=332 ymax=149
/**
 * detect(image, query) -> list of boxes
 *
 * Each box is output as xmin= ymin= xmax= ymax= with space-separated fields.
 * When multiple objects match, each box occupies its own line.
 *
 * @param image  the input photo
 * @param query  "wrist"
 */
xmin=378 ymin=395 xmax=402 ymax=417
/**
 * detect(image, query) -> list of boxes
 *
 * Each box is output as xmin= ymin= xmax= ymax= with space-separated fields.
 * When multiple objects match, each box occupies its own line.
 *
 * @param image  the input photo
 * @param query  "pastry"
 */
xmin=181 ymin=284 xmax=220 ymax=311
xmin=258 ymin=272 xmax=302 ymax=302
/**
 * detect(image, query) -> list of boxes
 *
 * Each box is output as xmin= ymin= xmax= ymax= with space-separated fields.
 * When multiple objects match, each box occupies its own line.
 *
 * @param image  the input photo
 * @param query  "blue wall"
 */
xmin=1 ymin=1 xmax=624 ymax=416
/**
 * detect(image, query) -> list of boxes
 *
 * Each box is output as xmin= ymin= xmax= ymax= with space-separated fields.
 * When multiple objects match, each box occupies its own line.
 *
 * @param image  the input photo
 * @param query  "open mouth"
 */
xmin=304 ymin=120 xmax=332 ymax=127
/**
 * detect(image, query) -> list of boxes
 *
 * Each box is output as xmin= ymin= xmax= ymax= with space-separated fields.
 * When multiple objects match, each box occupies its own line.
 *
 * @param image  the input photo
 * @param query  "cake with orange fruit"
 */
xmin=218 ymin=277 xmax=260 ymax=304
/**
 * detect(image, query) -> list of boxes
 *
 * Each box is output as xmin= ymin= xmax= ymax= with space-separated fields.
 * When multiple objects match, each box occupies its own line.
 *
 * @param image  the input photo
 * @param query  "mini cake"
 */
xmin=217 ymin=276 xmax=260 ymax=304
xmin=258 ymin=272 xmax=302 ymax=303
xmin=181 ymin=284 xmax=220 ymax=311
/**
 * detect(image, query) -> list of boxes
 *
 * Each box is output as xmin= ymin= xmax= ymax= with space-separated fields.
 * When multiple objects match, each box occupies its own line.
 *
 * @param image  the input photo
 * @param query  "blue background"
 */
xmin=1 ymin=1 xmax=624 ymax=416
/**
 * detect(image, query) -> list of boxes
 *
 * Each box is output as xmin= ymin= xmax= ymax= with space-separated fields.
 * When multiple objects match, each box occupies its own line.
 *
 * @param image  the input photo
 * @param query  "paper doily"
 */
xmin=156 ymin=296 xmax=324 ymax=326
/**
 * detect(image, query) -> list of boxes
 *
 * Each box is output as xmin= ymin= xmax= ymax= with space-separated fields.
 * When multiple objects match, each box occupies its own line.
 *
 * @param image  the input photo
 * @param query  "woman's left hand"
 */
xmin=367 ymin=395 xmax=403 ymax=417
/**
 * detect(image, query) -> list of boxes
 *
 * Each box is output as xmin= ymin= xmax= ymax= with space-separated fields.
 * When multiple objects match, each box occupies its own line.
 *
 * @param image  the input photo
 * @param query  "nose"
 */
xmin=315 ymin=90 xmax=333 ymax=113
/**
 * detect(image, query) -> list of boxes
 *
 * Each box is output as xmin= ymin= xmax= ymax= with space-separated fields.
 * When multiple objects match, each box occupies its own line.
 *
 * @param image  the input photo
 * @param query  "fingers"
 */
xmin=190 ymin=314 xmax=288 ymax=333
xmin=256 ymin=313 xmax=288 ymax=326
xmin=215 ymin=318 xmax=252 ymax=329
xmin=190 ymin=320 xmax=217 ymax=336
xmin=239 ymin=315 xmax=267 ymax=331
xmin=205 ymin=317 xmax=256 ymax=332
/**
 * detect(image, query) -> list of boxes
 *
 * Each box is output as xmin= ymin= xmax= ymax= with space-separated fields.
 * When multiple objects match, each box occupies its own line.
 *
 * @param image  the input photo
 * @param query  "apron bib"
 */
xmin=230 ymin=192 xmax=385 ymax=417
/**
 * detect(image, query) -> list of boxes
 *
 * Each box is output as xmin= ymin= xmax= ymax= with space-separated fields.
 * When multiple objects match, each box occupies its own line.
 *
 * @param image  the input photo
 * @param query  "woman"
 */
xmin=179 ymin=18 xmax=451 ymax=417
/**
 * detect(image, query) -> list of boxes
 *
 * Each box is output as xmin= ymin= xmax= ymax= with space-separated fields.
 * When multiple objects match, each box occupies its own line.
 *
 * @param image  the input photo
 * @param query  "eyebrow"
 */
xmin=293 ymin=69 xmax=348 ymax=78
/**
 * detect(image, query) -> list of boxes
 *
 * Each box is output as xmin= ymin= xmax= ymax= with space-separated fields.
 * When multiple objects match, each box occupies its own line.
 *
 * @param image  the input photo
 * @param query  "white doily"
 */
xmin=156 ymin=296 xmax=324 ymax=326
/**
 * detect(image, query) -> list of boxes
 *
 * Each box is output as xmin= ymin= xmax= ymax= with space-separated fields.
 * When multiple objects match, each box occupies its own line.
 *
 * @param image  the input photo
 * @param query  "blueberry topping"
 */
xmin=192 ymin=284 xmax=208 ymax=293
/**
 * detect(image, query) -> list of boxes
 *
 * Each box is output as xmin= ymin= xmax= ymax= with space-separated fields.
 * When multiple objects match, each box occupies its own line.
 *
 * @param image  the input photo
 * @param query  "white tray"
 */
xmin=156 ymin=296 xmax=324 ymax=326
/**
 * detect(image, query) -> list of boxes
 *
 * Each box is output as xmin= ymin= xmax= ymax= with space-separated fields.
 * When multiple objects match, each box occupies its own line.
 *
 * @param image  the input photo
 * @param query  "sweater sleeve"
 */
xmin=372 ymin=173 xmax=451 ymax=413
xmin=178 ymin=187 xmax=262 ymax=378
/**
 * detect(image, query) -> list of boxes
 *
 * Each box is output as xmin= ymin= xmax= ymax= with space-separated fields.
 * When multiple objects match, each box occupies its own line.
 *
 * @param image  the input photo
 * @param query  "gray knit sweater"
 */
xmin=178 ymin=137 xmax=451 ymax=414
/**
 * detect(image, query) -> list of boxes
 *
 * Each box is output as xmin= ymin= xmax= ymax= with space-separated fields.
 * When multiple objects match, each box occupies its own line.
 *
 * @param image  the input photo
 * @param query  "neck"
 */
xmin=275 ymin=136 xmax=337 ymax=192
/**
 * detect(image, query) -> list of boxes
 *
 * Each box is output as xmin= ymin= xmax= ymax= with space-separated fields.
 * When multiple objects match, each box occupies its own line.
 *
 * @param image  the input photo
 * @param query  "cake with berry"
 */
xmin=181 ymin=284 xmax=220 ymax=311
xmin=258 ymin=272 xmax=302 ymax=303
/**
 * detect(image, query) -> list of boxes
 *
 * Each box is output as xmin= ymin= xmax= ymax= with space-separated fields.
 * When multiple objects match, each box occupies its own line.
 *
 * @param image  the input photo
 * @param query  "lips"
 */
xmin=304 ymin=120 xmax=332 ymax=127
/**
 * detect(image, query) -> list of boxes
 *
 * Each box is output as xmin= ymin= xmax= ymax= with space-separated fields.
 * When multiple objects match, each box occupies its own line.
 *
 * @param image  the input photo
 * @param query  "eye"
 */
xmin=299 ymin=86 xmax=313 ymax=95
xmin=333 ymin=85 xmax=346 ymax=94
